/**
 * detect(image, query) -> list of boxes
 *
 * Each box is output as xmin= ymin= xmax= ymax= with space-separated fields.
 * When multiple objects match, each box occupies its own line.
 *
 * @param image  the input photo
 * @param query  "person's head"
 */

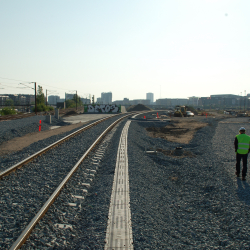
xmin=239 ymin=127 xmax=246 ymax=134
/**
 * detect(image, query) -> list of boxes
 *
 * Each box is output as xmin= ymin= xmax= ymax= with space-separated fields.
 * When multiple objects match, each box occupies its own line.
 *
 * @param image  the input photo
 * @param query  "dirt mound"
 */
xmin=63 ymin=110 xmax=78 ymax=117
xmin=127 ymin=104 xmax=152 ymax=112
xmin=146 ymin=119 xmax=207 ymax=144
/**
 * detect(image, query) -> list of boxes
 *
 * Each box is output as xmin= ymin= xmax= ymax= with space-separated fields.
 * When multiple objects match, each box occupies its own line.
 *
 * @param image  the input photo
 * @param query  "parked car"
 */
xmin=186 ymin=111 xmax=194 ymax=117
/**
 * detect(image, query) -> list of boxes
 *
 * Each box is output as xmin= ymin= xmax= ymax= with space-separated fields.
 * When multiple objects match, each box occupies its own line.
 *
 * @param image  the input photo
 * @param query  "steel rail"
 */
xmin=10 ymin=113 xmax=131 ymax=250
xmin=0 ymin=115 xmax=119 ymax=179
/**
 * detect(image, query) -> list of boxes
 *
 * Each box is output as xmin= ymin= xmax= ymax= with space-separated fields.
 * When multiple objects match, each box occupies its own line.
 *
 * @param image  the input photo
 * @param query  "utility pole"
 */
xmin=75 ymin=91 xmax=77 ymax=110
xmin=34 ymin=82 xmax=37 ymax=115
xmin=46 ymin=89 xmax=48 ymax=106
xmin=244 ymin=90 xmax=246 ymax=112
xmin=240 ymin=92 xmax=242 ymax=111
xmin=65 ymin=92 xmax=67 ymax=109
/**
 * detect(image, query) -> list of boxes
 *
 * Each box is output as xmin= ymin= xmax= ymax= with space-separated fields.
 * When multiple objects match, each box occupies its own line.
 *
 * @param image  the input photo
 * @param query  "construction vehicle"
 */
xmin=174 ymin=105 xmax=187 ymax=117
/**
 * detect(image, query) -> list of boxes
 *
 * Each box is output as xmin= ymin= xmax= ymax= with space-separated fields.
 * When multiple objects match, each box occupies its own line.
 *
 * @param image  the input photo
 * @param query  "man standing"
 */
xmin=234 ymin=127 xmax=250 ymax=181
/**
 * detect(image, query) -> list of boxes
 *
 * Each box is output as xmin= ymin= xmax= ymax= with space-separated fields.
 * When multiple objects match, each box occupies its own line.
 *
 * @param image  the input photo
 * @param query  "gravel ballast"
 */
xmin=22 ymin=119 xmax=128 ymax=249
xmin=128 ymin=115 xmax=250 ymax=249
xmin=1 ymin=113 xmax=250 ymax=249
xmin=0 ymin=115 xmax=70 ymax=145
xmin=0 ymin=115 xmax=126 ymax=249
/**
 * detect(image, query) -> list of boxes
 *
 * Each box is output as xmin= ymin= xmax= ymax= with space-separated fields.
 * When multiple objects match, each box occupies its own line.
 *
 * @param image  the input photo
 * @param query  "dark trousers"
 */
xmin=236 ymin=153 xmax=248 ymax=176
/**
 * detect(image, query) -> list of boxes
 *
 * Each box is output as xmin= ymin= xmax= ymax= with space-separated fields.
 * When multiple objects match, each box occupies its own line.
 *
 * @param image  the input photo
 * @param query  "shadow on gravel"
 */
xmin=236 ymin=179 xmax=250 ymax=206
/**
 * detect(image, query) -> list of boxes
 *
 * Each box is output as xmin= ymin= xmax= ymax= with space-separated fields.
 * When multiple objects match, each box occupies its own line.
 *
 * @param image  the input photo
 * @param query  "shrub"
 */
xmin=0 ymin=107 xmax=17 ymax=116
xmin=32 ymin=104 xmax=54 ymax=112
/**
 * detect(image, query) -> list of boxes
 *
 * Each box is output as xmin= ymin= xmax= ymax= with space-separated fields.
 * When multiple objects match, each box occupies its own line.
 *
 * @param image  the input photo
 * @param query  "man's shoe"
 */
xmin=236 ymin=172 xmax=240 ymax=177
xmin=242 ymin=176 xmax=246 ymax=181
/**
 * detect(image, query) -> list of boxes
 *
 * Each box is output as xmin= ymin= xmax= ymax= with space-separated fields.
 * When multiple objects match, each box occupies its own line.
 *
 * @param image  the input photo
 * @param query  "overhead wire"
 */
xmin=0 ymin=76 xmax=91 ymax=98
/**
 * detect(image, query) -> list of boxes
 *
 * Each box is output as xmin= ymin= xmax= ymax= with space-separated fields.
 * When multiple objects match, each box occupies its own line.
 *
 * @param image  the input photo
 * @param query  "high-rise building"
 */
xmin=146 ymin=93 xmax=154 ymax=104
xmin=101 ymin=92 xmax=112 ymax=104
xmin=48 ymin=95 xmax=60 ymax=105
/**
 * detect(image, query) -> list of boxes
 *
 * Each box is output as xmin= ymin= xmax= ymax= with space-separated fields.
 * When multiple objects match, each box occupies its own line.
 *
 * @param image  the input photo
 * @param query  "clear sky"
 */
xmin=0 ymin=0 xmax=249 ymax=101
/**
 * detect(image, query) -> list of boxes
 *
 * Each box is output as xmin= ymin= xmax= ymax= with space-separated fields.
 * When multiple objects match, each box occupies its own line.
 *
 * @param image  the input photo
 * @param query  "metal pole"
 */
xmin=46 ymin=89 xmax=47 ymax=106
xmin=76 ymin=91 xmax=77 ymax=110
xmin=244 ymin=90 xmax=246 ymax=112
xmin=240 ymin=92 xmax=242 ymax=111
xmin=35 ymin=82 xmax=37 ymax=115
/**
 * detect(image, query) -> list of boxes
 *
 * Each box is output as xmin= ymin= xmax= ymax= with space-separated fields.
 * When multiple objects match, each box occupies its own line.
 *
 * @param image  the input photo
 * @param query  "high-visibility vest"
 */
xmin=236 ymin=134 xmax=250 ymax=154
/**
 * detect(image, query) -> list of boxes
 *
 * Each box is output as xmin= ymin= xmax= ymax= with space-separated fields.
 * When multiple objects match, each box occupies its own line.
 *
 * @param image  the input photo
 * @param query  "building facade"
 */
xmin=101 ymin=92 xmax=112 ymax=104
xmin=146 ymin=93 xmax=154 ymax=104
xmin=48 ymin=95 xmax=60 ymax=105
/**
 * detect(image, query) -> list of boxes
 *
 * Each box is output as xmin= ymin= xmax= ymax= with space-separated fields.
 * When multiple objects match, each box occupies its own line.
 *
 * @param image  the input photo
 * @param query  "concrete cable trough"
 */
xmin=105 ymin=120 xmax=133 ymax=249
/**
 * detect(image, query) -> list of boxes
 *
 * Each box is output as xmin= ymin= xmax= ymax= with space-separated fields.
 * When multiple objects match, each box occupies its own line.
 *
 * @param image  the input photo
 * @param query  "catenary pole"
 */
xmin=34 ymin=82 xmax=37 ymax=115
xmin=76 ymin=90 xmax=77 ymax=110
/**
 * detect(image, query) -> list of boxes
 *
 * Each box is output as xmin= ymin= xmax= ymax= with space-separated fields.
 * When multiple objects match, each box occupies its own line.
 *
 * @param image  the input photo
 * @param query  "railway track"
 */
xmin=0 ymin=113 xmax=138 ymax=249
xmin=0 ymin=114 xmax=120 ymax=179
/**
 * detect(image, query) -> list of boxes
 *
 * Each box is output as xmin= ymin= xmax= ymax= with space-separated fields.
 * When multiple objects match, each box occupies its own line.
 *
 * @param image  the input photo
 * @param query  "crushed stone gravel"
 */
xmin=2 ymin=112 xmax=250 ymax=249
xmin=0 ymin=115 xmax=70 ymax=145
xmin=128 ymin=115 xmax=250 ymax=249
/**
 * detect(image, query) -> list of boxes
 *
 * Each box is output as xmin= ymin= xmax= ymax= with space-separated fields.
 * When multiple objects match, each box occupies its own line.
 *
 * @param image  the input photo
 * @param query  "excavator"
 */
xmin=174 ymin=105 xmax=187 ymax=117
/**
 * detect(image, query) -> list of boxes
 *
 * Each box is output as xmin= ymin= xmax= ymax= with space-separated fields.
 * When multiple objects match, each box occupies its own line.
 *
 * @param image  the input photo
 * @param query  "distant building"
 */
xmin=96 ymin=97 xmax=103 ymax=104
xmin=81 ymin=98 xmax=90 ymax=104
xmin=156 ymin=98 xmax=171 ymax=106
xmin=171 ymin=98 xmax=189 ymax=106
xmin=146 ymin=93 xmax=154 ymax=104
xmin=0 ymin=95 xmax=9 ymax=105
xmin=112 ymin=100 xmax=124 ymax=105
xmin=48 ymin=95 xmax=60 ymax=105
xmin=112 ymin=98 xmax=130 ymax=105
xmin=123 ymin=98 xmax=130 ymax=104
xmin=101 ymin=92 xmax=112 ymax=104
xmin=188 ymin=96 xmax=199 ymax=106
xmin=155 ymin=98 xmax=188 ymax=107
xmin=0 ymin=94 xmax=35 ymax=105
xmin=22 ymin=94 xmax=35 ymax=104
xmin=210 ymin=94 xmax=240 ymax=108
xmin=130 ymin=99 xmax=150 ymax=105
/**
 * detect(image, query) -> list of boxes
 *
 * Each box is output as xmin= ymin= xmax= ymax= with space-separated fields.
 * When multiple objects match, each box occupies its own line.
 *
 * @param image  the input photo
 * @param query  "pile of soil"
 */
xmin=126 ymin=104 xmax=152 ymax=112
xmin=63 ymin=110 xmax=78 ymax=117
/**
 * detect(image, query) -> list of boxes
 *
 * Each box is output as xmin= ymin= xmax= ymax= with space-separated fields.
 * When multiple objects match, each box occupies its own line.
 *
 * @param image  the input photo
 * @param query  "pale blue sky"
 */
xmin=0 ymin=0 xmax=249 ymax=101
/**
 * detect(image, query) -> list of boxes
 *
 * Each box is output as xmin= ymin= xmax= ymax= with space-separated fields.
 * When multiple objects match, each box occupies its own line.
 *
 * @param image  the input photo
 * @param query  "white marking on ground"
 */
xmin=105 ymin=121 xmax=133 ymax=250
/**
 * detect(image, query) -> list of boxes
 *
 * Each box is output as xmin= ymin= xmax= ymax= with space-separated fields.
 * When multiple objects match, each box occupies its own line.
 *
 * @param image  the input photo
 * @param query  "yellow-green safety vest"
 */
xmin=236 ymin=134 xmax=250 ymax=154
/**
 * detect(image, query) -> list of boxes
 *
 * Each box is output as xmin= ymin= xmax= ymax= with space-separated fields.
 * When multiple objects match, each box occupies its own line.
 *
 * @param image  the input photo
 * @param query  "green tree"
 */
xmin=73 ymin=94 xmax=83 ymax=106
xmin=66 ymin=99 xmax=76 ymax=108
xmin=37 ymin=85 xmax=45 ymax=105
xmin=5 ymin=98 xmax=14 ymax=107
xmin=65 ymin=94 xmax=82 ymax=108
xmin=32 ymin=85 xmax=54 ymax=112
